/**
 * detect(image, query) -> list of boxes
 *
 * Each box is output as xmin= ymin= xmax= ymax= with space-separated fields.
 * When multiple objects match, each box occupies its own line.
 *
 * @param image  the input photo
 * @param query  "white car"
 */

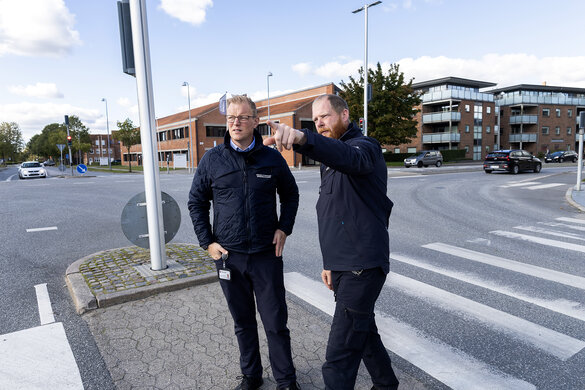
xmin=18 ymin=161 xmax=47 ymax=179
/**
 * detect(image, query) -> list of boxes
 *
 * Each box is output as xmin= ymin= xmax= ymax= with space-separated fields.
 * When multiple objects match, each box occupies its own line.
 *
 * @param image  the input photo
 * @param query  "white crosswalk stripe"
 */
xmin=284 ymin=216 xmax=585 ymax=389
xmin=499 ymin=181 xmax=564 ymax=190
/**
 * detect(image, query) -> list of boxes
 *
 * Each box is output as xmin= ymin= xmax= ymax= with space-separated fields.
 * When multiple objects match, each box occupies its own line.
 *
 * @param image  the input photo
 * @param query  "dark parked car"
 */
xmin=544 ymin=150 xmax=578 ymax=163
xmin=483 ymin=150 xmax=542 ymax=174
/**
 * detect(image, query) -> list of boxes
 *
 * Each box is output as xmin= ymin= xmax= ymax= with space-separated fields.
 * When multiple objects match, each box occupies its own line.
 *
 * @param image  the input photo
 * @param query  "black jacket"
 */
xmin=294 ymin=122 xmax=393 ymax=273
xmin=188 ymin=130 xmax=299 ymax=254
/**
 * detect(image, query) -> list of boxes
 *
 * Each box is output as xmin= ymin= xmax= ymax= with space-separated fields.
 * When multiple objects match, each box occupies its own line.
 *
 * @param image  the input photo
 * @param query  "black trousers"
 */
xmin=215 ymin=250 xmax=296 ymax=387
xmin=322 ymin=268 xmax=399 ymax=390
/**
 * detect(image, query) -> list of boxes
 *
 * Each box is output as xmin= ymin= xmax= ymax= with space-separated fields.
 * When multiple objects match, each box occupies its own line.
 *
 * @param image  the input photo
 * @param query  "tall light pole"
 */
xmin=267 ymin=72 xmax=273 ymax=121
xmin=353 ymin=0 xmax=381 ymax=137
xmin=182 ymin=82 xmax=193 ymax=173
xmin=101 ymin=98 xmax=112 ymax=169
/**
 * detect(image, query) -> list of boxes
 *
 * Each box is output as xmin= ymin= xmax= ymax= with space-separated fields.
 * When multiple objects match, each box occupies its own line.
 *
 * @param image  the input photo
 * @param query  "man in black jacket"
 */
xmin=264 ymin=94 xmax=399 ymax=390
xmin=188 ymin=95 xmax=300 ymax=390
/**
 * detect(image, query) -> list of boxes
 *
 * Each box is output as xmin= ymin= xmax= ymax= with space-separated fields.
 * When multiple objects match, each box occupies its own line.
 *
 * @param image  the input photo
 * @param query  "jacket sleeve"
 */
xmin=275 ymin=158 xmax=299 ymax=236
xmin=295 ymin=128 xmax=380 ymax=176
xmin=187 ymin=154 xmax=213 ymax=249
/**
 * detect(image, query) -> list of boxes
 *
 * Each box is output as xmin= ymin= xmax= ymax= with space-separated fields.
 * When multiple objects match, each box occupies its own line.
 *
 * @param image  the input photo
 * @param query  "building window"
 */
xmin=568 ymin=127 xmax=572 ymax=135
xmin=568 ymin=109 xmax=573 ymax=118
xmin=101 ymin=140 xmax=106 ymax=146
xmin=394 ymin=148 xmax=400 ymax=153
xmin=486 ymin=126 xmax=491 ymax=133
xmin=465 ymin=105 xmax=470 ymax=112
xmin=206 ymin=125 xmax=227 ymax=137
xmin=555 ymin=126 xmax=560 ymax=135
xmin=257 ymin=124 xmax=271 ymax=136
xmin=158 ymin=131 xmax=167 ymax=141
xmin=407 ymin=147 xmax=416 ymax=153
xmin=486 ymin=107 xmax=491 ymax=114
xmin=465 ymin=125 xmax=470 ymax=133
xmin=95 ymin=140 xmax=100 ymax=146
xmin=542 ymin=126 xmax=549 ymax=135
xmin=556 ymin=108 xmax=561 ymax=118
xmin=542 ymin=108 xmax=550 ymax=117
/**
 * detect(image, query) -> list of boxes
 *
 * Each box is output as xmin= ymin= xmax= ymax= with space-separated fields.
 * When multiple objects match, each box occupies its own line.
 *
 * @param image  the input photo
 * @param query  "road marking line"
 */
xmin=392 ymin=253 xmax=585 ymax=322
xmin=0 ymin=322 xmax=83 ymax=389
xmin=556 ymin=217 xmax=585 ymax=225
xmin=490 ymin=230 xmax=585 ymax=253
xmin=423 ymin=242 xmax=585 ymax=290
xmin=26 ymin=226 xmax=58 ymax=233
xmin=284 ymin=272 xmax=536 ymax=390
xmin=387 ymin=272 xmax=584 ymax=360
xmin=514 ymin=225 xmax=585 ymax=242
xmin=539 ymin=221 xmax=585 ymax=232
xmin=525 ymin=183 xmax=565 ymax=190
xmin=5 ymin=174 xmax=17 ymax=181
xmin=34 ymin=283 xmax=55 ymax=325
xmin=72 ymin=181 xmax=94 ymax=184
xmin=501 ymin=181 xmax=539 ymax=188
xmin=296 ymin=181 xmax=308 ymax=184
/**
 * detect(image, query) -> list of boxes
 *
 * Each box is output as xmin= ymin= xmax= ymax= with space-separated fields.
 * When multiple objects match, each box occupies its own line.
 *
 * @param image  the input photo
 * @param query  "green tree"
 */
xmin=0 ymin=122 xmax=24 ymax=164
xmin=65 ymin=115 xmax=91 ymax=164
xmin=340 ymin=62 xmax=422 ymax=147
xmin=116 ymin=118 xmax=141 ymax=172
xmin=26 ymin=123 xmax=67 ymax=161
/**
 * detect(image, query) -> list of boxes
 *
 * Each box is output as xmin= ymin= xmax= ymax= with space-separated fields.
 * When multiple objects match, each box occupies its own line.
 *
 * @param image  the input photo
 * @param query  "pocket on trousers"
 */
xmin=344 ymin=307 xmax=372 ymax=348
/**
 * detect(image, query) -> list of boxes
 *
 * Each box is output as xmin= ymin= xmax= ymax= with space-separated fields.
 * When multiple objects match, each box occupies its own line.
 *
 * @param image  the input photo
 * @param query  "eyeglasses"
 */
xmin=226 ymin=115 xmax=255 ymax=123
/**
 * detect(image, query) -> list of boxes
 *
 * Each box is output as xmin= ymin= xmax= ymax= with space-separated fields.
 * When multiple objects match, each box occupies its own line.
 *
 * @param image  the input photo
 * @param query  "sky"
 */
xmin=2 ymin=0 xmax=585 ymax=143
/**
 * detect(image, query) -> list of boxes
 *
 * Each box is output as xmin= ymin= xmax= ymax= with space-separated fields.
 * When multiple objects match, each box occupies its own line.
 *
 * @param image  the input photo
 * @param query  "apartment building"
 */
xmin=122 ymin=83 xmax=339 ymax=168
xmin=84 ymin=133 xmax=121 ymax=165
xmin=489 ymin=84 xmax=585 ymax=155
xmin=398 ymin=77 xmax=497 ymax=160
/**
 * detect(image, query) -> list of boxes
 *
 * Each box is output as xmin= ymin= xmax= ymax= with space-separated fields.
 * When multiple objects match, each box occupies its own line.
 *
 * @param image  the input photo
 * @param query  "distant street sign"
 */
xmin=76 ymin=164 xmax=88 ymax=174
xmin=56 ymin=144 xmax=66 ymax=152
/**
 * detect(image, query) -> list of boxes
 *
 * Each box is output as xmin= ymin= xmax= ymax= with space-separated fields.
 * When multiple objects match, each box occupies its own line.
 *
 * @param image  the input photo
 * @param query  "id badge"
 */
xmin=218 ymin=253 xmax=231 ymax=281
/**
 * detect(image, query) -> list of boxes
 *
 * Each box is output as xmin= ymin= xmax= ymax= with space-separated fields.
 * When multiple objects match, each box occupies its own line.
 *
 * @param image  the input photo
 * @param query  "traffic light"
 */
xmin=359 ymin=118 xmax=364 ymax=131
xmin=67 ymin=135 xmax=72 ymax=146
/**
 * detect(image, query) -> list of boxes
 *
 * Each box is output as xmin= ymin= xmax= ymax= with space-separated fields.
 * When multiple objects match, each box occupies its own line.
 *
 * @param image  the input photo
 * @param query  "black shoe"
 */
xmin=234 ymin=375 xmax=264 ymax=390
xmin=276 ymin=382 xmax=300 ymax=390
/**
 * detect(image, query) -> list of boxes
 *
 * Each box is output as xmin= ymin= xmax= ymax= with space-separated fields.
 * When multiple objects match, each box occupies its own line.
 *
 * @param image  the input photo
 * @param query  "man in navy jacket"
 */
xmin=188 ymin=95 xmax=300 ymax=390
xmin=264 ymin=94 xmax=398 ymax=390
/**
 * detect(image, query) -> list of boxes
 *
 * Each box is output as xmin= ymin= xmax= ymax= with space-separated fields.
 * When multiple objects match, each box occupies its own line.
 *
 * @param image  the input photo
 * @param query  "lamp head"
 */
xmin=267 ymin=72 xmax=273 ymax=77
xmin=182 ymin=81 xmax=188 ymax=87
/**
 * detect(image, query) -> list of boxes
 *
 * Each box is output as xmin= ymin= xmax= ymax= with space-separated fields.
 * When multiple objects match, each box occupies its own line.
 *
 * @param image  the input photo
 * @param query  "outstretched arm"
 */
xmin=263 ymin=120 xmax=306 ymax=151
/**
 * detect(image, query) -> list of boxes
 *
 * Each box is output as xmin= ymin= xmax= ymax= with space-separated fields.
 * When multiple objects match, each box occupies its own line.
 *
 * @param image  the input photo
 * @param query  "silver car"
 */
xmin=18 ymin=161 xmax=47 ymax=179
xmin=404 ymin=151 xmax=443 ymax=168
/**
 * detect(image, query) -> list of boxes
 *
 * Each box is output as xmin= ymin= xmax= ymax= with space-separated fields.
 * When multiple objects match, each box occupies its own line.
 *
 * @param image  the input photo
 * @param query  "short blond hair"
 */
xmin=227 ymin=95 xmax=257 ymax=116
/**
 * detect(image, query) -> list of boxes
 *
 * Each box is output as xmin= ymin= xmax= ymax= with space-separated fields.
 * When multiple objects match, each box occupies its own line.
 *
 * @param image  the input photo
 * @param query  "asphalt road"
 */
xmin=1 ymin=163 xmax=584 ymax=389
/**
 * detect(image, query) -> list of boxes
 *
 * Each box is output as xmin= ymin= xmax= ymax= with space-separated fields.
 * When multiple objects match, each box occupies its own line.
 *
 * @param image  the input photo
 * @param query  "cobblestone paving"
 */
xmin=78 ymin=244 xmax=214 ymax=295
xmin=84 ymin=282 xmax=426 ymax=390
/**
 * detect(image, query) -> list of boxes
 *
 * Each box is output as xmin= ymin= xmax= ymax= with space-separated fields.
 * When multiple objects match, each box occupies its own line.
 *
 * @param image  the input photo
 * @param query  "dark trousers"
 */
xmin=215 ymin=250 xmax=296 ymax=387
xmin=322 ymin=268 xmax=399 ymax=390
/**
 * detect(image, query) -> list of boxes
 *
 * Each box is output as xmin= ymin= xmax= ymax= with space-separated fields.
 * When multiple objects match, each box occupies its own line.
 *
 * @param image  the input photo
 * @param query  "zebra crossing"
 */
xmin=498 ymin=178 xmax=565 ymax=190
xmin=284 ymin=215 xmax=585 ymax=389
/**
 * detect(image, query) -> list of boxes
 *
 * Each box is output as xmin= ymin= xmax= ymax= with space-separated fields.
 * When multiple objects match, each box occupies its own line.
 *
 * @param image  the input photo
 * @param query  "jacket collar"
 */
xmin=339 ymin=121 xmax=363 ymax=142
xmin=223 ymin=128 xmax=264 ymax=153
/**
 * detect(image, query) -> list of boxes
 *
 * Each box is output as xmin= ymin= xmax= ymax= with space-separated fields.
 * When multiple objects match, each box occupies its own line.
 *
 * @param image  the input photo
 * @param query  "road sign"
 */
xmin=121 ymin=191 xmax=181 ymax=249
xmin=56 ymin=144 xmax=66 ymax=152
xmin=76 ymin=164 xmax=87 ymax=174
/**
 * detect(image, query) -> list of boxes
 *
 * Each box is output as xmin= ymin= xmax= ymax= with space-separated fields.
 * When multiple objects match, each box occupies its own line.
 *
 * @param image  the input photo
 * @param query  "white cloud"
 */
xmin=0 ymin=102 xmax=99 ymax=141
xmin=292 ymin=62 xmax=312 ymax=77
xmin=8 ymin=83 xmax=63 ymax=98
xmin=394 ymin=54 xmax=585 ymax=88
xmin=117 ymin=97 xmax=132 ymax=107
xmin=159 ymin=0 xmax=213 ymax=26
xmin=0 ymin=0 xmax=81 ymax=57
xmin=177 ymin=91 xmax=223 ymax=112
xmin=292 ymin=60 xmax=363 ymax=79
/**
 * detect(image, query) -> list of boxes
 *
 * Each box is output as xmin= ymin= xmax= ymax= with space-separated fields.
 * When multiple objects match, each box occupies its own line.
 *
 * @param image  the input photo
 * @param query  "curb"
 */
xmin=566 ymin=187 xmax=585 ymax=213
xmin=65 ymin=247 xmax=217 ymax=315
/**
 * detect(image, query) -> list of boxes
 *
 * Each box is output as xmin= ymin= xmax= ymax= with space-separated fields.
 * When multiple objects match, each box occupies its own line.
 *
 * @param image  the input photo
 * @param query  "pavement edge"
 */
xmin=566 ymin=187 xmax=585 ymax=213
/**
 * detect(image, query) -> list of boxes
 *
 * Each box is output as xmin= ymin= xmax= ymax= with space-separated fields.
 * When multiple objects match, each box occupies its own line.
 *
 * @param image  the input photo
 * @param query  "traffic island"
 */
xmin=65 ymin=243 xmax=217 ymax=314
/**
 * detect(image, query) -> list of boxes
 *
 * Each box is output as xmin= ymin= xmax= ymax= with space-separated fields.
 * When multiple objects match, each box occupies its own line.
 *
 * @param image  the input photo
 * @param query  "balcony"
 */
xmin=422 ymin=112 xmax=461 ymax=124
xmin=509 ymin=133 xmax=538 ymax=143
xmin=509 ymin=115 xmax=538 ymax=125
xmin=422 ymin=132 xmax=461 ymax=144
xmin=422 ymin=89 xmax=494 ymax=103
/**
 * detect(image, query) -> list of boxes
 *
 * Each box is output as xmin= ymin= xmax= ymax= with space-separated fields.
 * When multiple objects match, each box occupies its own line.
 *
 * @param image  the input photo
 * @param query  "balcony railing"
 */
xmin=509 ymin=115 xmax=538 ymax=125
xmin=422 ymin=112 xmax=461 ymax=124
xmin=422 ymin=89 xmax=494 ymax=103
xmin=422 ymin=132 xmax=461 ymax=144
xmin=498 ymin=95 xmax=585 ymax=107
xmin=509 ymin=133 xmax=538 ymax=143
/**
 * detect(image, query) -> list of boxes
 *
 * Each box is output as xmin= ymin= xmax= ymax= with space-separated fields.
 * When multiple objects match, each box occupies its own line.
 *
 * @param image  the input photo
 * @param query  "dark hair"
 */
xmin=313 ymin=94 xmax=349 ymax=114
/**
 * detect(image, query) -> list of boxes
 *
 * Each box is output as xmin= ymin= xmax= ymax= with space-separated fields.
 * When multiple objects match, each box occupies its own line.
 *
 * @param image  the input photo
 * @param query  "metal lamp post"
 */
xmin=101 ymin=98 xmax=112 ymax=169
xmin=182 ymin=81 xmax=193 ymax=173
xmin=267 ymin=72 xmax=273 ymax=121
xmin=352 ymin=0 xmax=381 ymax=137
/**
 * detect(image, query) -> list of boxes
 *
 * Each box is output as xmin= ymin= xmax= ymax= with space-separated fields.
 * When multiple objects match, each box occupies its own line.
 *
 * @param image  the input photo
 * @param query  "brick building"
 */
xmin=122 ymin=83 xmax=339 ymax=168
xmin=489 ymin=84 xmax=585 ymax=155
xmin=84 ymin=133 xmax=122 ymax=165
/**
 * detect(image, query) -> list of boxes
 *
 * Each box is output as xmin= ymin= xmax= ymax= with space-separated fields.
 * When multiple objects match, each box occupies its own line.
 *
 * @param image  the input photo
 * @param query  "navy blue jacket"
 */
xmin=188 ymin=130 xmax=299 ymax=254
xmin=294 ymin=122 xmax=393 ymax=273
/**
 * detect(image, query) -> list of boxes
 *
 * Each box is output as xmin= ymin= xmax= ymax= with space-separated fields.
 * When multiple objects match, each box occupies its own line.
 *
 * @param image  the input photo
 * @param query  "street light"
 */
xmin=267 ymin=72 xmax=273 ymax=122
xmin=101 ymin=98 xmax=112 ymax=169
xmin=352 ymin=0 xmax=382 ymax=137
xmin=182 ymin=81 xmax=194 ymax=173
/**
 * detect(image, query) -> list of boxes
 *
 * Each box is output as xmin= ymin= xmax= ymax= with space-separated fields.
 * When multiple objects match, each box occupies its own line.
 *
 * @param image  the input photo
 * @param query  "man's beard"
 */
xmin=319 ymin=117 xmax=347 ymax=139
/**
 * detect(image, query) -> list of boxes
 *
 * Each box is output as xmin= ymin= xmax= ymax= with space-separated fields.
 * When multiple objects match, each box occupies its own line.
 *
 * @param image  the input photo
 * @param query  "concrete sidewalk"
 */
xmin=67 ymin=245 xmax=429 ymax=390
